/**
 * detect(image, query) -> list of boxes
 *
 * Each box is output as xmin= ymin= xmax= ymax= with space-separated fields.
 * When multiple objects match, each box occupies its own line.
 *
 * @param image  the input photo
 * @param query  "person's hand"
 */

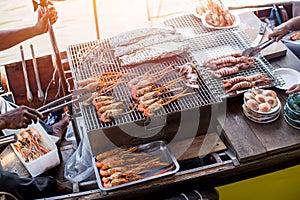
xmin=34 ymin=4 xmax=58 ymax=35
xmin=0 ymin=106 xmax=43 ymax=129
xmin=268 ymin=23 xmax=290 ymax=42
xmin=286 ymin=84 xmax=300 ymax=94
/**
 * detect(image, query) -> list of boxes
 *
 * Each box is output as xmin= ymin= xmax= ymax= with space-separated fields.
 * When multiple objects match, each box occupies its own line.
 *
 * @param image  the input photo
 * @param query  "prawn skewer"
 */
xmin=223 ymin=73 xmax=269 ymax=88
xmin=143 ymin=89 xmax=196 ymax=117
xmin=226 ymin=78 xmax=273 ymax=94
xmin=132 ymin=77 xmax=183 ymax=100
xmin=211 ymin=66 xmax=239 ymax=78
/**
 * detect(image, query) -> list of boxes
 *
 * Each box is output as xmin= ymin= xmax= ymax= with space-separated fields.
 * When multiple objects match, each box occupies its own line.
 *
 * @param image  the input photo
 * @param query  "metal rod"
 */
xmin=0 ymin=135 xmax=17 ymax=147
xmin=30 ymin=44 xmax=45 ymax=102
xmin=20 ymin=45 xmax=33 ymax=103
xmin=37 ymin=93 xmax=73 ymax=112
xmin=93 ymin=0 xmax=100 ymax=40
xmin=41 ymin=3 xmax=68 ymax=96
xmin=39 ymin=98 xmax=78 ymax=115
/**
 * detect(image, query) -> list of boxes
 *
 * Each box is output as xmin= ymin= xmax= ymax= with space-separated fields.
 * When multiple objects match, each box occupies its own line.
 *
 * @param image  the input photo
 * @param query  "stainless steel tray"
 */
xmin=93 ymin=140 xmax=179 ymax=191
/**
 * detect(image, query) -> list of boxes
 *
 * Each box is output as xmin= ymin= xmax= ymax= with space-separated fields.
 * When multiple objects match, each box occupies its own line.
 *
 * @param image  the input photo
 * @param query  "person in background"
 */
xmin=268 ymin=3 xmax=300 ymax=95
xmin=268 ymin=16 xmax=300 ymax=42
xmin=0 ymin=2 xmax=57 ymax=51
xmin=0 ymin=3 xmax=72 ymax=200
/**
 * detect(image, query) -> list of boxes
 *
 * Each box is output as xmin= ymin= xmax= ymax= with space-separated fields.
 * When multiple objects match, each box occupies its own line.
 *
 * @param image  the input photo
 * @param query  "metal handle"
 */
xmin=30 ymin=44 xmax=44 ymax=102
xmin=258 ymin=38 xmax=275 ymax=49
xmin=258 ymin=22 xmax=267 ymax=35
xmin=20 ymin=45 xmax=33 ymax=103
xmin=0 ymin=135 xmax=17 ymax=147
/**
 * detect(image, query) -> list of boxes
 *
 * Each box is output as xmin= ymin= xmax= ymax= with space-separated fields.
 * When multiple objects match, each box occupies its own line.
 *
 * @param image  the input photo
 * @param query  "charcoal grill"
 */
xmin=62 ymin=15 xmax=254 ymax=197
xmin=67 ymin=37 xmax=221 ymax=133
xmin=66 ymin=14 xmax=284 ymax=148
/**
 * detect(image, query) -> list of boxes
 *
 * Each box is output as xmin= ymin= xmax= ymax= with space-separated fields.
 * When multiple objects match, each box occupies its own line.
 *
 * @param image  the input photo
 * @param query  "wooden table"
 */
xmin=220 ymin=12 xmax=300 ymax=163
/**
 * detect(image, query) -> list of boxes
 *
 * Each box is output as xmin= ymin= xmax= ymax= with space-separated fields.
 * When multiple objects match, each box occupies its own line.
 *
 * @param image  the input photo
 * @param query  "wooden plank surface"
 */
xmin=220 ymin=91 xmax=300 ymax=163
xmin=246 ymin=92 xmax=300 ymax=154
xmin=218 ymin=11 xmax=300 ymax=163
xmin=169 ymin=132 xmax=227 ymax=161
xmin=218 ymin=98 xmax=267 ymax=162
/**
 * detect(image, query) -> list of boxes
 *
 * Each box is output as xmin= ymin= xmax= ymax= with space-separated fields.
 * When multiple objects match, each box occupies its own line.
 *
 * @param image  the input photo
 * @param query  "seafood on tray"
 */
xmin=95 ymin=146 xmax=173 ymax=188
xmin=13 ymin=128 xmax=50 ymax=162
xmin=223 ymin=73 xmax=274 ymax=94
xmin=199 ymin=0 xmax=235 ymax=27
xmin=203 ymin=53 xmax=256 ymax=78
xmin=244 ymin=88 xmax=279 ymax=113
xmin=195 ymin=0 xmax=209 ymax=16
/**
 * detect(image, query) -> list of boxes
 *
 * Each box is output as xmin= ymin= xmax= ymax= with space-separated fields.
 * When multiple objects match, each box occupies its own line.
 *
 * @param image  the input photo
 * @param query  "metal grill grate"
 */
xmin=67 ymin=39 xmax=221 ymax=131
xmin=186 ymin=31 xmax=283 ymax=97
xmin=164 ymin=14 xmax=239 ymax=36
xmin=67 ymin=14 xmax=284 ymax=131
xmin=164 ymin=14 xmax=284 ymax=97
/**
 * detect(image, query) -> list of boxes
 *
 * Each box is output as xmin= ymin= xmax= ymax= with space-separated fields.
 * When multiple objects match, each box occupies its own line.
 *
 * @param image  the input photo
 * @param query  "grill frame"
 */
xmin=67 ymin=36 xmax=221 ymax=131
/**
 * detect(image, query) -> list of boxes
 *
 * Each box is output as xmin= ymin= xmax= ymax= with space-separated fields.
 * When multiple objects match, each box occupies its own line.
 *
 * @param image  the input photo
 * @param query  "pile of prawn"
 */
xmin=203 ymin=52 xmax=256 ymax=78
xmin=13 ymin=128 xmax=50 ymax=162
xmin=204 ymin=0 xmax=235 ymax=27
xmin=223 ymin=73 xmax=274 ymax=94
xmin=95 ymin=146 xmax=173 ymax=188
xmin=77 ymin=71 xmax=135 ymax=123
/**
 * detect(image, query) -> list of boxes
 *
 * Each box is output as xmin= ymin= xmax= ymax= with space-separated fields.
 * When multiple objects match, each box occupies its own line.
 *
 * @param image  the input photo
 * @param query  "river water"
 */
xmin=0 ymin=0 xmax=195 ymax=65
xmin=0 ymin=0 xmax=97 ymax=65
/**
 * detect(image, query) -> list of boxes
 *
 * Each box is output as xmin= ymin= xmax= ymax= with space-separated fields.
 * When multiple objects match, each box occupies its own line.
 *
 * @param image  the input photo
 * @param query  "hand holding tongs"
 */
xmin=242 ymin=38 xmax=275 ymax=57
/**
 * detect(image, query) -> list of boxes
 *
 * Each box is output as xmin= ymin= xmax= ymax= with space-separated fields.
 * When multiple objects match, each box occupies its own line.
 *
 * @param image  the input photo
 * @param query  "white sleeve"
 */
xmin=0 ymin=97 xmax=15 ymax=114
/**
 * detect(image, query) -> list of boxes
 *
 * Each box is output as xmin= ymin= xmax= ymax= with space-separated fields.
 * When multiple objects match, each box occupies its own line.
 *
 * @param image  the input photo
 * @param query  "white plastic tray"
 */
xmin=3 ymin=123 xmax=60 ymax=177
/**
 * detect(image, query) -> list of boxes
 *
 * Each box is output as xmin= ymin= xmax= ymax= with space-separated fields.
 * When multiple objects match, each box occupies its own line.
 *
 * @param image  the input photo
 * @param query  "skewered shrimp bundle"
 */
xmin=204 ymin=53 xmax=256 ymax=78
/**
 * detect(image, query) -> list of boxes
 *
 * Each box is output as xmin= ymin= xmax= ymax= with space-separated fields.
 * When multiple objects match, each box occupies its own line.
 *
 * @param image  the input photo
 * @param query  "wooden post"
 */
xmin=93 ymin=0 xmax=101 ymax=40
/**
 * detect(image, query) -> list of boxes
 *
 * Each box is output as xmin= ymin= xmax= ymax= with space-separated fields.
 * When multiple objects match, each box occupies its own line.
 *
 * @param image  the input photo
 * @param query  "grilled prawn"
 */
xmin=211 ymin=66 xmax=239 ymax=78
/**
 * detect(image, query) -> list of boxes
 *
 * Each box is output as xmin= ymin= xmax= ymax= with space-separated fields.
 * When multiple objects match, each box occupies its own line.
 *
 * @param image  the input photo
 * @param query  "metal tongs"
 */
xmin=242 ymin=38 xmax=275 ymax=57
xmin=36 ymin=89 xmax=91 ymax=114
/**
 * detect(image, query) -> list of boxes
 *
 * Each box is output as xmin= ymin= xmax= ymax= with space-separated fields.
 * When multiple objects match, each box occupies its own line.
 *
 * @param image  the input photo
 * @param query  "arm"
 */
xmin=286 ymin=84 xmax=300 ymax=94
xmin=268 ymin=16 xmax=300 ymax=42
xmin=0 ymin=6 xmax=57 ymax=51
xmin=0 ymin=105 xmax=43 ymax=130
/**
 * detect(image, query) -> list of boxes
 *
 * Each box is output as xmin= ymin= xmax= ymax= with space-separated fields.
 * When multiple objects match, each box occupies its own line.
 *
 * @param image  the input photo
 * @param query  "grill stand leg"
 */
xmin=69 ymin=111 xmax=81 ymax=146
